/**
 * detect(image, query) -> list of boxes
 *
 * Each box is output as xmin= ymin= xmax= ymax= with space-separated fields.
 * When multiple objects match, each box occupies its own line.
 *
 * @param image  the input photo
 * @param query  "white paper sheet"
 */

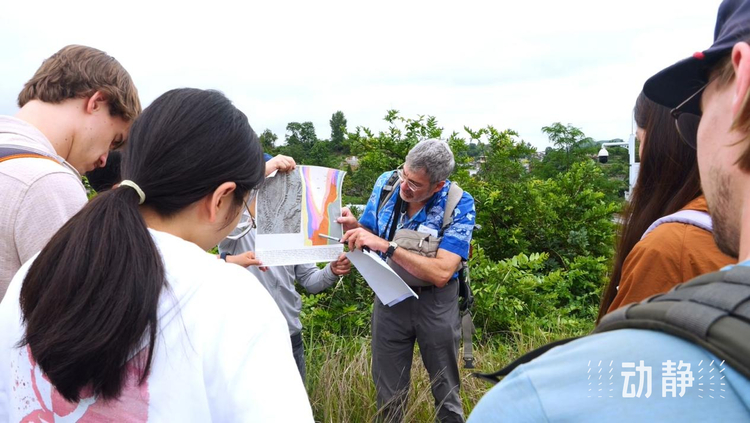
xmin=346 ymin=249 xmax=418 ymax=306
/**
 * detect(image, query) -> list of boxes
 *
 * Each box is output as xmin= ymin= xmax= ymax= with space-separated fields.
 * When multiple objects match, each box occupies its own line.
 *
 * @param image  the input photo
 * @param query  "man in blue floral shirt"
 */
xmin=339 ymin=139 xmax=475 ymax=422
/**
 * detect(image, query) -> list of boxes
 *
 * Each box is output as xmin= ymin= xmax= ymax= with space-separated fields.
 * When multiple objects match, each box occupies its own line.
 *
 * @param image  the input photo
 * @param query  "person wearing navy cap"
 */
xmin=468 ymin=1 xmax=750 ymax=421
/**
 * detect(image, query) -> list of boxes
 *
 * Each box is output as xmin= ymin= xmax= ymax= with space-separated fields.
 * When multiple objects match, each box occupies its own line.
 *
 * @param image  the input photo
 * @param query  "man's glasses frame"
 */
xmin=670 ymin=84 xmax=707 ymax=150
xmin=396 ymin=163 xmax=427 ymax=192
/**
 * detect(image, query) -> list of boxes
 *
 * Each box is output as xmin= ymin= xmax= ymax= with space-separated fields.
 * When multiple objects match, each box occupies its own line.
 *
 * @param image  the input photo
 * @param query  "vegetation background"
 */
xmin=260 ymin=110 xmax=631 ymax=421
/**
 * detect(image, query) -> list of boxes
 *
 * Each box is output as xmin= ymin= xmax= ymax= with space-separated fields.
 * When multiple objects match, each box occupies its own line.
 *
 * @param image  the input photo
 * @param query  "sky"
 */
xmin=0 ymin=0 xmax=721 ymax=150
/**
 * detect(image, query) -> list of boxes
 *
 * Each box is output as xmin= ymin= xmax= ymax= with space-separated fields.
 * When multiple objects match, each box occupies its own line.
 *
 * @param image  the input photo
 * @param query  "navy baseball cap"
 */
xmin=644 ymin=0 xmax=750 ymax=114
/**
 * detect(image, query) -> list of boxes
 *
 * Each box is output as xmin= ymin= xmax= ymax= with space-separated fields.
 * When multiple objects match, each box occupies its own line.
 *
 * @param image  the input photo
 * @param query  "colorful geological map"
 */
xmin=302 ymin=167 xmax=346 ymax=246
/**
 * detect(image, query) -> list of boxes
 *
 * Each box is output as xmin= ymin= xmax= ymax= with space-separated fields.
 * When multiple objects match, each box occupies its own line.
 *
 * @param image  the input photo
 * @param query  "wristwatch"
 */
xmin=386 ymin=241 xmax=399 ymax=258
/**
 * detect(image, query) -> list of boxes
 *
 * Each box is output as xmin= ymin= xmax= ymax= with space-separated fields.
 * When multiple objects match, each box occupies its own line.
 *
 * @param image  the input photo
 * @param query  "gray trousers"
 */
xmin=371 ymin=280 xmax=464 ymax=423
xmin=291 ymin=333 xmax=306 ymax=383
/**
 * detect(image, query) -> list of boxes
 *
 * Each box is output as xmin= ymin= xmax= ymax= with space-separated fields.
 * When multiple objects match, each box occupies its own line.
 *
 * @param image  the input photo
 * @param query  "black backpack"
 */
xmin=377 ymin=171 xmax=478 ymax=368
xmin=476 ymin=266 xmax=750 ymax=383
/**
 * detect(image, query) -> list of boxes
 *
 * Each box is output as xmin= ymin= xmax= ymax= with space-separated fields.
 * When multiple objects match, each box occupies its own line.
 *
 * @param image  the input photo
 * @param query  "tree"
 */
xmin=307 ymin=140 xmax=338 ymax=168
xmin=330 ymin=111 xmax=347 ymax=153
xmin=259 ymin=129 xmax=278 ymax=152
xmin=467 ymin=141 xmax=487 ymax=158
xmin=286 ymin=122 xmax=318 ymax=145
xmin=532 ymin=123 xmax=598 ymax=179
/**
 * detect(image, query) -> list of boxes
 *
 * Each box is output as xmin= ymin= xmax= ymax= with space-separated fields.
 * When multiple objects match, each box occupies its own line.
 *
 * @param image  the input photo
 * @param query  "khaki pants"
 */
xmin=371 ymin=280 xmax=464 ymax=423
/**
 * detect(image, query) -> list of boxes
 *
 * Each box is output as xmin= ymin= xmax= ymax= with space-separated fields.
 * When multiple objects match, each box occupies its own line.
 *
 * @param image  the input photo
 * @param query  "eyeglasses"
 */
xmin=396 ymin=164 xmax=425 ymax=192
xmin=671 ymin=84 xmax=706 ymax=149
xmin=225 ymin=189 xmax=257 ymax=240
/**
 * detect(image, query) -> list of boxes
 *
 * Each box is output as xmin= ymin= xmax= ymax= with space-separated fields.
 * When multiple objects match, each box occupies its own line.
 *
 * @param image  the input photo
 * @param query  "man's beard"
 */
xmin=400 ymin=189 xmax=429 ymax=204
xmin=707 ymin=167 xmax=740 ymax=259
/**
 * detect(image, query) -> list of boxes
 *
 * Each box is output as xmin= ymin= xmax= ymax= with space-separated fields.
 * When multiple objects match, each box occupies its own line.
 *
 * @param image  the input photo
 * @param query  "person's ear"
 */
xmin=432 ymin=180 xmax=446 ymax=195
xmin=206 ymin=182 xmax=238 ymax=223
xmin=731 ymin=42 xmax=750 ymax=117
xmin=85 ymin=91 xmax=108 ymax=114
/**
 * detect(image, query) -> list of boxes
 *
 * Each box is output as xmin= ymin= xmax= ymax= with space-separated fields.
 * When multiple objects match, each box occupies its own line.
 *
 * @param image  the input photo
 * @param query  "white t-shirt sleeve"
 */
xmin=0 ymin=258 xmax=35 ymax=422
xmin=203 ymin=266 xmax=313 ymax=422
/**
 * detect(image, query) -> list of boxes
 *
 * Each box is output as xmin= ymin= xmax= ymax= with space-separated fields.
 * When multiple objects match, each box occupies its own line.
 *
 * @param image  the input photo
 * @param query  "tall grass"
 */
xmin=304 ymin=320 xmax=593 ymax=422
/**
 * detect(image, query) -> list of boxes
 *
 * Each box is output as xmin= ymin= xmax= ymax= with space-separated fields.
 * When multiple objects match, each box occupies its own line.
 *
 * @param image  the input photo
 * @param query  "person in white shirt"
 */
xmin=0 ymin=88 xmax=313 ymax=422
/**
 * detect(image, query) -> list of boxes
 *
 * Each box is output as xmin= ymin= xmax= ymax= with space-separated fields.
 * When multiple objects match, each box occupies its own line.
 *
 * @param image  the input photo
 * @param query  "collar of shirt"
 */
xmin=723 ymin=259 xmax=750 ymax=271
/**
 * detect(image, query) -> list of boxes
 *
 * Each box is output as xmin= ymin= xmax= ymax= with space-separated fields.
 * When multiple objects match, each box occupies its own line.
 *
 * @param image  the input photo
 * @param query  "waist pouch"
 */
xmin=386 ymin=229 xmax=446 ymax=287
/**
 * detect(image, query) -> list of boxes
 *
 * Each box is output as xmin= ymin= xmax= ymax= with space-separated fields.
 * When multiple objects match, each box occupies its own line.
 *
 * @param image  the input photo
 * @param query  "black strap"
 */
xmin=386 ymin=195 xmax=403 ymax=242
xmin=473 ymin=337 xmax=580 ymax=384
xmin=376 ymin=171 xmax=401 ymax=235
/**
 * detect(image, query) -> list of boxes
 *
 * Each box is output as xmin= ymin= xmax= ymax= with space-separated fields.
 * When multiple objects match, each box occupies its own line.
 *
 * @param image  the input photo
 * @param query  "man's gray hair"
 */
xmin=405 ymin=139 xmax=455 ymax=184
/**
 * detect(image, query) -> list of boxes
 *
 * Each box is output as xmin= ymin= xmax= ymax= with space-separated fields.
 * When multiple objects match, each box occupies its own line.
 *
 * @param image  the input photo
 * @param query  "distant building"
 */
xmin=345 ymin=156 xmax=360 ymax=170
xmin=469 ymin=155 xmax=486 ymax=177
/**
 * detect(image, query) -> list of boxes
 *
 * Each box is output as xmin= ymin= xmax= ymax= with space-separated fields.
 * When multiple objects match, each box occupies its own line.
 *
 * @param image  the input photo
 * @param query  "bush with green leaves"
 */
xmin=459 ymin=125 xmax=619 ymax=270
xmin=470 ymin=247 xmax=607 ymax=338
xmin=301 ymin=271 xmax=374 ymax=341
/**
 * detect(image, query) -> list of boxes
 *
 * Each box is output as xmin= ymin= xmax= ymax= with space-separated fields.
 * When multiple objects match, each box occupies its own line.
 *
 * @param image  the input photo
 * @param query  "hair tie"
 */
xmin=120 ymin=180 xmax=146 ymax=205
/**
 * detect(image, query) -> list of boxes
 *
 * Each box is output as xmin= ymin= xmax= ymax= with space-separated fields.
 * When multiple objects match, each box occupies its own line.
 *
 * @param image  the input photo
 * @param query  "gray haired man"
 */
xmin=340 ymin=139 xmax=476 ymax=422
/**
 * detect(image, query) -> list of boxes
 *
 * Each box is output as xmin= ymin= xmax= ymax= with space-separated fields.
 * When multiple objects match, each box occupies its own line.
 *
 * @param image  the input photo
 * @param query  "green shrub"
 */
xmin=470 ymin=248 xmax=605 ymax=339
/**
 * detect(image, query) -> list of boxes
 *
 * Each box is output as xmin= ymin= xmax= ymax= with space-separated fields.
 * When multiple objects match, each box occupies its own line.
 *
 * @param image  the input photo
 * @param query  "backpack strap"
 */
xmin=376 ymin=171 xmax=401 ymax=238
xmin=595 ymin=266 xmax=750 ymax=379
xmin=460 ymin=261 xmax=477 ymax=368
xmin=378 ymin=171 xmax=401 ymax=212
xmin=0 ymin=147 xmax=59 ymax=166
xmin=473 ymin=337 xmax=581 ymax=384
xmin=641 ymin=210 xmax=713 ymax=240
xmin=441 ymin=182 xmax=464 ymax=232
xmin=439 ymin=181 xmax=476 ymax=368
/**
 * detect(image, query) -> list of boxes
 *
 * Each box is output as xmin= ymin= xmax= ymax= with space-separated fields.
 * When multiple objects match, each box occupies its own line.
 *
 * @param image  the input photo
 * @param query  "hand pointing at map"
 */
xmin=341 ymin=228 xmax=389 ymax=253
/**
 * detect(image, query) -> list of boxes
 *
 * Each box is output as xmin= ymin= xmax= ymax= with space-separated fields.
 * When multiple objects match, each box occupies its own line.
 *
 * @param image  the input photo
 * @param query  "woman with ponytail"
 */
xmin=0 ymin=88 xmax=313 ymax=421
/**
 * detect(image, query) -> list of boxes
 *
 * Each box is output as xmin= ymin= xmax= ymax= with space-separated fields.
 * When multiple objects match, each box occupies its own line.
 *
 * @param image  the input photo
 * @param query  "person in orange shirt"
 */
xmin=597 ymin=92 xmax=735 ymax=320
